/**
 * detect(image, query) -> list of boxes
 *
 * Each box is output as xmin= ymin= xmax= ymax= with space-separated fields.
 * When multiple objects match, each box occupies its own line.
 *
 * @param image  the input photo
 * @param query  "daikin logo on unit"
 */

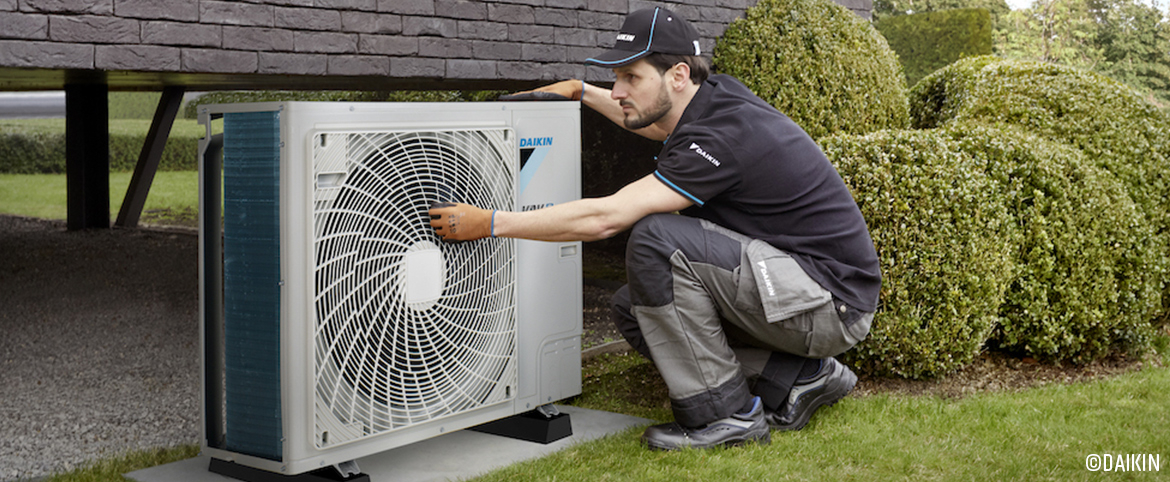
xmin=519 ymin=137 xmax=554 ymax=193
xmin=520 ymin=137 xmax=553 ymax=148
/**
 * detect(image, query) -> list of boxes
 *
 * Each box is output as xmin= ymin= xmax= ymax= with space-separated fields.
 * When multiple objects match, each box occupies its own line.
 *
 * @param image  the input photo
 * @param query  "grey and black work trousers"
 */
xmin=611 ymin=214 xmax=873 ymax=428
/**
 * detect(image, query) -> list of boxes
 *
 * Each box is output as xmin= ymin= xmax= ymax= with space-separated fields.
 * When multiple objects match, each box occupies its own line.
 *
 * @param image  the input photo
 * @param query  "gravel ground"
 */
xmin=0 ymin=216 xmax=200 ymax=481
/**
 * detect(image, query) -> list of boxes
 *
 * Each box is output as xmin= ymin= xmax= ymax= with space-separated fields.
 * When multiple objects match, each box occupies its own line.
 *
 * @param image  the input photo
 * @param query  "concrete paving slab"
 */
xmin=126 ymin=406 xmax=651 ymax=482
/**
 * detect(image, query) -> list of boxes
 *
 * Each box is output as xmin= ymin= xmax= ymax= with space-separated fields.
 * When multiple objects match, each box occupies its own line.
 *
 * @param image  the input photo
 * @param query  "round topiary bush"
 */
xmin=911 ymin=56 xmax=1170 ymax=328
xmin=715 ymin=0 xmax=910 ymax=140
xmin=908 ymin=55 xmax=1001 ymax=130
xmin=821 ymin=128 xmax=1016 ymax=378
xmin=943 ymin=124 xmax=1160 ymax=363
xmin=911 ymin=56 xmax=1170 ymax=221
xmin=911 ymin=58 xmax=1170 ymax=182
xmin=824 ymin=121 xmax=1159 ymax=375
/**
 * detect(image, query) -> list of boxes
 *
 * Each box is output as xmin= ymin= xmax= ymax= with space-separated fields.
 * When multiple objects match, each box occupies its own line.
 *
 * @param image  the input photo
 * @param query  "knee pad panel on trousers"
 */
xmin=625 ymin=215 xmax=683 ymax=308
xmin=625 ymin=214 xmax=744 ymax=308
xmin=610 ymin=284 xmax=652 ymax=359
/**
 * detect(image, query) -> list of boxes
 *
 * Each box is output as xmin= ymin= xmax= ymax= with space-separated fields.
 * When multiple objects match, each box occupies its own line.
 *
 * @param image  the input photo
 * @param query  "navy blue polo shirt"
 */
xmin=653 ymin=74 xmax=881 ymax=312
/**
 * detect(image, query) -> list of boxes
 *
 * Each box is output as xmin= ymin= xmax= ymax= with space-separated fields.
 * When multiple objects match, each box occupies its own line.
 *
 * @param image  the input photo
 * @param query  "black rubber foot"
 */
xmin=469 ymin=410 xmax=573 ymax=444
xmin=208 ymin=458 xmax=370 ymax=482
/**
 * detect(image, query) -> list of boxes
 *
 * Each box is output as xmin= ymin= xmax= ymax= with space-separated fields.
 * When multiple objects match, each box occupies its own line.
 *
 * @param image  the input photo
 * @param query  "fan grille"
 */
xmin=311 ymin=129 xmax=517 ymax=448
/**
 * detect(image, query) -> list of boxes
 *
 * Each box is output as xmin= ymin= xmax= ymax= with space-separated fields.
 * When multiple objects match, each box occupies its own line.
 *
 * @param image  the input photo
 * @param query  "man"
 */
xmin=429 ymin=7 xmax=880 ymax=451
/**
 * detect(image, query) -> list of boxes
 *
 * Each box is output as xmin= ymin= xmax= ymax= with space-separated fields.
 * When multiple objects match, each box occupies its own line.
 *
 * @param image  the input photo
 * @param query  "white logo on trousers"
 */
xmin=757 ymin=261 xmax=775 ymax=297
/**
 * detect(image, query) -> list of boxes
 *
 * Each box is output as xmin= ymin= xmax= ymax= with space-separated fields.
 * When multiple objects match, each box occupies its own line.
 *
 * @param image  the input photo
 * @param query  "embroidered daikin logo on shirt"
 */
xmin=616 ymin=33 xmax=636 ymax=42
xmin=689 ymin=143 xmax=721 ymax=167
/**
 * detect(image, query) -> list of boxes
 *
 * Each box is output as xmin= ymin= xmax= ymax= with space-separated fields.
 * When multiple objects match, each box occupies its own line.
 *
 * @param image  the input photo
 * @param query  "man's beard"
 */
xmin=622 ymin=82 xmax=672 ymax=130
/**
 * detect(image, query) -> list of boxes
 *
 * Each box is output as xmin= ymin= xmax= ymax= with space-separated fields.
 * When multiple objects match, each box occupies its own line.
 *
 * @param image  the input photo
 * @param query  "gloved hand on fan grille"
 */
xmin=498 ymin=80 xmax=584 ymax=101
xmin=429 ymin=202 xmax=495 ymax=242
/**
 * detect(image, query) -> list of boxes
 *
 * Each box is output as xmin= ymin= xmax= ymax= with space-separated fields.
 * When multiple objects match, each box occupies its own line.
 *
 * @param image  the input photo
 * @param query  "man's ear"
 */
xmin=670 ymin=62 xmax=692 ymax=91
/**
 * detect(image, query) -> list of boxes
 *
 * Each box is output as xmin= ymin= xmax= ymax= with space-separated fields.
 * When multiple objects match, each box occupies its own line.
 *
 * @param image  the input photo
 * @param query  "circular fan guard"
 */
xmin=311 ymin=129 xmax=516 ymax=447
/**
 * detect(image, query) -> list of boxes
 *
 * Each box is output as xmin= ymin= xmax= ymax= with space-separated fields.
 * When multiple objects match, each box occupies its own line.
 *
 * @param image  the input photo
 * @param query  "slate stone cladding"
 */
xmin=0 ymin=0 xmax=872 ymax=85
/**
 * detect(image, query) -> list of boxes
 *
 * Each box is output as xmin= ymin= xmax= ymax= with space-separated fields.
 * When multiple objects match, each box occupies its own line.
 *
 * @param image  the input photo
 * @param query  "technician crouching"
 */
xmin=429 ymin=7 xmax=880 ymax=451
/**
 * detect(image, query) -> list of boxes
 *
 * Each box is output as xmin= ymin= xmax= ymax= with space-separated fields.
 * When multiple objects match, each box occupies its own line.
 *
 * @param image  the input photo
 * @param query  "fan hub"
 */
xmin=401 ymin=241 xmax=445 ymax=312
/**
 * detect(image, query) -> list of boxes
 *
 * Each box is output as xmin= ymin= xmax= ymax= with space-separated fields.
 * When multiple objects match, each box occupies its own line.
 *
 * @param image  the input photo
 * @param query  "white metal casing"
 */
xmin=197 ymin=101 xmax=582 ymax=475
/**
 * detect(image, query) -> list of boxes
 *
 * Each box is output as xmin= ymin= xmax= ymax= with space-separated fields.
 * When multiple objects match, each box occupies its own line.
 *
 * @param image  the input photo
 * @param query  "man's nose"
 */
xmin=611 ymin=85 xmax=626 ymax=100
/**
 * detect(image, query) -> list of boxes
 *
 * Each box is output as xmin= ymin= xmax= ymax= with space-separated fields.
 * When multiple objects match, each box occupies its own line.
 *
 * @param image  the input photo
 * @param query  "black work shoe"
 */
xmin=642 ymin=397 xmax=771 ymax=451
xmin=767 ymin=357 xmax=857 ymax=431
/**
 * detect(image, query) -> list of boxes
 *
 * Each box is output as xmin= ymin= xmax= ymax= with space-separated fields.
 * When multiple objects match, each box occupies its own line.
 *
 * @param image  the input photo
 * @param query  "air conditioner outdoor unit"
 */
xmin=197 ymin=101 xmax=582 ymax=478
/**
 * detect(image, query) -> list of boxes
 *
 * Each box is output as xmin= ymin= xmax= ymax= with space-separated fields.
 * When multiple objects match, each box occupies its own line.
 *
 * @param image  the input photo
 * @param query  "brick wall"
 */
xmin=0 ymin=0 xmax=872 ymax=90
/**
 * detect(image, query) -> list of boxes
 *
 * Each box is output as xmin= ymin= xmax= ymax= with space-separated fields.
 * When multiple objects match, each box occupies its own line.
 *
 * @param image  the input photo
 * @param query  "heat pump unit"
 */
xmin=197 ymin=101 xmax=582 ymax=477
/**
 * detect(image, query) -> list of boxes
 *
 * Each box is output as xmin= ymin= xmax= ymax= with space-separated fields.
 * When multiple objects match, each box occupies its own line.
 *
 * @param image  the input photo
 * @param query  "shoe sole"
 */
xmin=645 ymin=425 xmax=772 ymax=451
xmin=644 ymin=430 xmax=772 ymax=451
xmin=773 ymin=363 xmax=858 ymax=432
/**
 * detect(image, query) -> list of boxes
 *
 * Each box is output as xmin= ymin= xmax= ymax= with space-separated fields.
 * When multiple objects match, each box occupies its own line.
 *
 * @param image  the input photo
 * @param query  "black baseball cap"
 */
xmin=585 ymin=7 xmax=702 ymax=68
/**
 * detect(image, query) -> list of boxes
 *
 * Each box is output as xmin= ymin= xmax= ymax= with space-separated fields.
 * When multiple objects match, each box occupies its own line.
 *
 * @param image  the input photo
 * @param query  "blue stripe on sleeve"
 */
xmin=653 ymin=170 xmax=704 ymax=206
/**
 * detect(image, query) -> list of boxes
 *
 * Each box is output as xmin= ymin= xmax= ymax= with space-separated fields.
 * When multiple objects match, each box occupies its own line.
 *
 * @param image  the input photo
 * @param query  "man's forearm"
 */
xmin=492 ymin=197 xmax=631 ymax=243
xmin=429 ymin=174 xmax=693 ymax=244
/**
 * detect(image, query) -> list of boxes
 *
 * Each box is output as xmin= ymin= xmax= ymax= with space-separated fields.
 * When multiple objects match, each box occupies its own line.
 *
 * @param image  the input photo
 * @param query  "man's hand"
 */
xmin=429 ymin=202 xmax=494 ymax=242
xmin=498 ymin=80 xmax=584 ymax=101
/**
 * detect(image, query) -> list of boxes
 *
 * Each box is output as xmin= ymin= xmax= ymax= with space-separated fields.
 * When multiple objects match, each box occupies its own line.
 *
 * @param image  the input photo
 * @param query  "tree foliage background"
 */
xmin=876 ymin=0 xmax=1170 ymax=107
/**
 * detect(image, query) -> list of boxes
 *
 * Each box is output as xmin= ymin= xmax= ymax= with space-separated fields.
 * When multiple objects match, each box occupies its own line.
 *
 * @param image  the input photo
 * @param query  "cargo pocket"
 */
xmin=744 ymin=240 xmax=832 ymax=323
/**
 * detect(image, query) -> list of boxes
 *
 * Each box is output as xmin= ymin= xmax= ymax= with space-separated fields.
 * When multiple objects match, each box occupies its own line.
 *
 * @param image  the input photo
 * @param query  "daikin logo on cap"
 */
xmin=585 ymin=7 xmax=704 ymax=68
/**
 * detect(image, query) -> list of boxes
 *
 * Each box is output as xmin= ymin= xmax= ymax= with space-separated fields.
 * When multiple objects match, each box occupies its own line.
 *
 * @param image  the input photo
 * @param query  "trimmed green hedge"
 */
xmin=875 ymin=8 xmax=993 ymax=88
xmin=911 ymin=57 xmax=1170 ymax=211
xmin=822 ymin=128 xmax=1016 ymax=378
xmin=0 ymin=127 xmax=66 ymax=174
xmin=0 ymin=119 xmax=204 ymax=173
xmin=908 ymin=55 xmax=1001 ymax=130
xmin=944 ymin=124 xmax=1159 ymax=363
xmin=824 ymin=121 xmax=1162 ymax=375
xmin=714 ymin=0 xmax=910 ymax=139
xmin=912 ymin=56 xmax=1170 ymax=326
xmin=821 ymin=57 xmax=1169 ymax=375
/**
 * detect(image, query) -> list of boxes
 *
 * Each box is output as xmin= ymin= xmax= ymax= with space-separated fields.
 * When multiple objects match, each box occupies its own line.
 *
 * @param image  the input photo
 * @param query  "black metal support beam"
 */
xmin=115 ymin=85 xmax=186 ymax=228
xmin=65 ymin=83 xmax=110 ymax=230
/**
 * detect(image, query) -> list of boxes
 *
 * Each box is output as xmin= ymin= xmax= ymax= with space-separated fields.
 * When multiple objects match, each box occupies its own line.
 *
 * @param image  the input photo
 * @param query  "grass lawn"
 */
xmin=0 ymin=117 xmax=208 ymax=226
xmin=467 ymin=353 xmax=1169 ymax=482
xmin=42 ymin=445 xmax=201 ymax=482
xmin=0 ymin=170 xmax=199 ymax=226
xmin=40 ymin=350 xmax=1169 ymax=482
